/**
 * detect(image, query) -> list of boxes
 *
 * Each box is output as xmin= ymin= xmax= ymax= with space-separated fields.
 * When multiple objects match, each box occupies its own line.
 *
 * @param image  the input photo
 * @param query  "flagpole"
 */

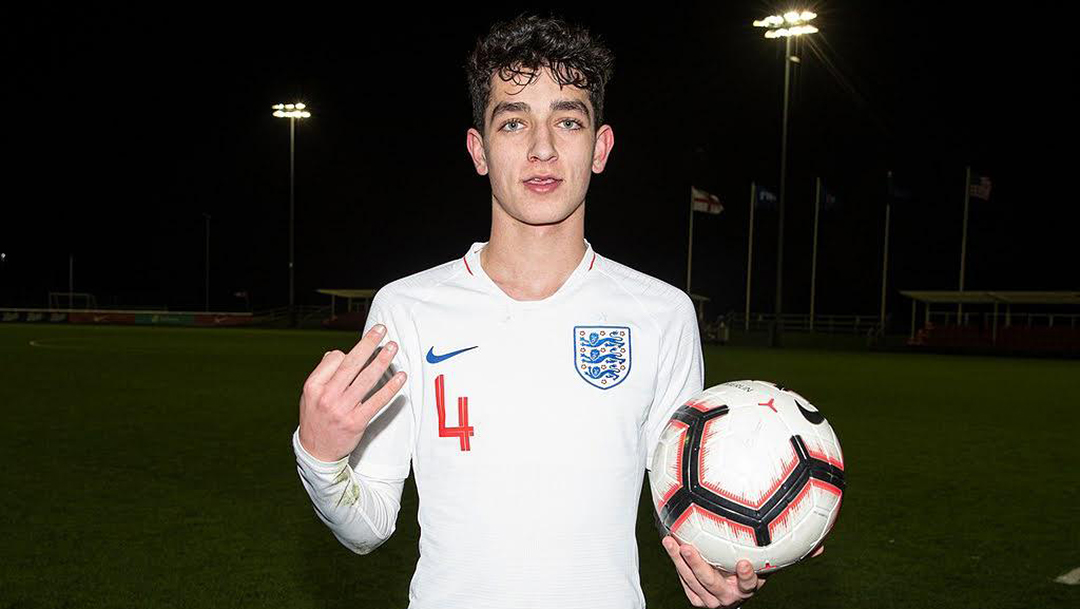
xmin=745 ymin=182 xmax=756 ymax=332
xmin=958 ymin=165 xmax=971 ymax=324
xmin=880 ymin=193 xmax=891 ymax=336
xmin=881 ymin=200 xmax=889 ymax=332
xmin=810 ymin=177 xmax=821 ymax=332
xmin=203 ymin=212 xmax=211 ymax=312
xmin=686 ymin=190 xmax=694 ymax=293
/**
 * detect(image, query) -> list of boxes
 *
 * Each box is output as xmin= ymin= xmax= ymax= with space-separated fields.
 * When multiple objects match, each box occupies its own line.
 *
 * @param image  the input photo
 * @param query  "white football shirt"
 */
xmin=293 ymin=238 xmax=704 ymax=609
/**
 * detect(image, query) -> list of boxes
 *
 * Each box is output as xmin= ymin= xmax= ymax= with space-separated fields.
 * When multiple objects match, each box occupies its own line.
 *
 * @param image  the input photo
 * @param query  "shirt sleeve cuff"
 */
xmin=292 ymin=426 xmax=349 ymax=474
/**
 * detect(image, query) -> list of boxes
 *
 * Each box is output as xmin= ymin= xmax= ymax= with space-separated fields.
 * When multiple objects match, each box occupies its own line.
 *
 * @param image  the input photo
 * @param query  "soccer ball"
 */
xmin=649 ymin=380 xmax=845 ymax=573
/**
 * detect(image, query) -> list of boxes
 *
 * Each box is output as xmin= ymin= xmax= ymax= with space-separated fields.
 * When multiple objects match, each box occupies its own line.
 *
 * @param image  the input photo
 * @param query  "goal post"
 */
xmin=47 ymin=291 xmax=97 ymax=310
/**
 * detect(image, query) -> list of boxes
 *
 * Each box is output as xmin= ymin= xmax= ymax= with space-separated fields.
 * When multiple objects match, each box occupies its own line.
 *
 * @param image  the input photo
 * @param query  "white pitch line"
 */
xmin=1056 ymin=566 xmax=1080 ymax=585
xmin=29 ymin=338 xmax=164 ymax=354
xmin=29 ymin=338 xmax=91 ymax=350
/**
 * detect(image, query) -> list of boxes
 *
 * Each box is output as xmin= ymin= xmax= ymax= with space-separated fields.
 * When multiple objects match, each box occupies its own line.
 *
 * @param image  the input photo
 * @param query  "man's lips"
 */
xmin=524 ymin=177 xmax=562 ymax=192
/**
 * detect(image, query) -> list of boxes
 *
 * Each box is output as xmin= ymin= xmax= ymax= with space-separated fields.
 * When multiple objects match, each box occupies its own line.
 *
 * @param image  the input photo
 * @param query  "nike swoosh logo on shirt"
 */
xmin=426 ymin=345 xmax=479 ymax=364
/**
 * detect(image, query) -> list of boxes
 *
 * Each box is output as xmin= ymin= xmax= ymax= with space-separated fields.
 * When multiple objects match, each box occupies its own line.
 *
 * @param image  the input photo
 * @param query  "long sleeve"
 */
xmin=292 ymin=288 xmax=416 ymax=554
xmin=643 ymin=290 xmax=705 ymax=471
xmin=292 ymin=428 xmax=406 ymax=554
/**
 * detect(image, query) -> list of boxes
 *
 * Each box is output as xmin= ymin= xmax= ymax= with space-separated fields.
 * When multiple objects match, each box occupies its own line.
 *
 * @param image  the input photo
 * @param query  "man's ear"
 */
xmin=591 ymin=124 xmax=615 ymax=174
xmin=466 ymin=127 xmax=489 ymax=175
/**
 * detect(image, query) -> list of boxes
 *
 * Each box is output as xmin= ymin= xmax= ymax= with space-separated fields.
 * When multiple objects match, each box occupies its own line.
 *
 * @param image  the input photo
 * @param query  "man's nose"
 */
xmin=528 ymin=123 xmax=558 ymax=162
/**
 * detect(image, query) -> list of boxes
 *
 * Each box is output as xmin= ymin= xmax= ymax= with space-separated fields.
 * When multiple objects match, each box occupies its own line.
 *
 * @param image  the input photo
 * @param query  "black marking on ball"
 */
xmin=794 ymin=398 xmax=825 ymax=425
xmin=657 ymin=402 xmax=846 ymax=549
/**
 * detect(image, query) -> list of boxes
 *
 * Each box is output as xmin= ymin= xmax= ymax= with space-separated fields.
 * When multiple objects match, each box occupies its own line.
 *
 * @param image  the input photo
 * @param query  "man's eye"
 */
xmin=501 ymin=119 xmax=523 ymax=131
xmin=560 ymin=119 xmax=584 ymax=129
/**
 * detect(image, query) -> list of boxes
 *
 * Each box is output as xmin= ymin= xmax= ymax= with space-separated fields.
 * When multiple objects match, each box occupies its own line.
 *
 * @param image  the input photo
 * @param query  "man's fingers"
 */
xmin=735 ymin=560 xmax=760 ymax=595
xmin=303 ymin=350 xmax=345 ymax=393
xmin=349 ymin=368 xmax=408 ymax=432
xmin=322 ymin=325 xmax=387 ymax=398
xmin=678 ymin=543 xmax=764 ymax=606
xmin=342 ymin=341 xmax=398 ymax=408
xmin=680 ymin=543 xmax=722 ymax=591
xmin=661 ymin=536 xmax=720 ymax=607
xmin=677 ymin=573 xmax=705 ymax=607
xmin=811 ymin=544 xmax=825 ymax=558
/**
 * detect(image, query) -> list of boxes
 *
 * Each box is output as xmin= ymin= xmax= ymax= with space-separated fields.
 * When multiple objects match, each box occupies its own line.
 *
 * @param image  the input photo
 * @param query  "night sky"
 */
xmin=4 ymin=2 xmax=1075 ymax=323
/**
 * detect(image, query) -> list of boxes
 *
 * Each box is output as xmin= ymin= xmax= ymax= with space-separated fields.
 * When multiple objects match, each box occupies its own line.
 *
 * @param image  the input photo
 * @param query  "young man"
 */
xmin=293 ymin=13 xmax=774 ymax=609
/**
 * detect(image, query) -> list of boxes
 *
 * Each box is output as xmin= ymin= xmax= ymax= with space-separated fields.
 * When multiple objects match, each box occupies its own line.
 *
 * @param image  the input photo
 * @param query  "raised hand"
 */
xmin=298 ymin=324 xmax=407 ymax=462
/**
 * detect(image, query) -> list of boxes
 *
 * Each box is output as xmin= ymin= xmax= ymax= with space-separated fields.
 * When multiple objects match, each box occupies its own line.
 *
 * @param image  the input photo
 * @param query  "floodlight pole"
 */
xmin=273 ymin=102 xmax=309 ymax=329
xmin=289 ymin=116 xmax=296 ymax=329
xmin=754 ymin=11 xmax=818 ymax=347
xmin=773 ymin=32 xmax=793 ymax=347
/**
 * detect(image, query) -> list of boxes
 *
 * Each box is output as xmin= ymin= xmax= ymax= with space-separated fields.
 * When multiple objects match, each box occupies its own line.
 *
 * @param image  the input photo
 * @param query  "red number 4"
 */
xmin=435 ymin=374 xmax=473 ymax=451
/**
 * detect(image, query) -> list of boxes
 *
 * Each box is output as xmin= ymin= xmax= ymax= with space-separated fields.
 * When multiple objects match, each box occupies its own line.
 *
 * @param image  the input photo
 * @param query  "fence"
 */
xmin=927 ymin=310 xmax=1080 ymax=329
xmin=723 ymin=312 xmax=885 ymax=335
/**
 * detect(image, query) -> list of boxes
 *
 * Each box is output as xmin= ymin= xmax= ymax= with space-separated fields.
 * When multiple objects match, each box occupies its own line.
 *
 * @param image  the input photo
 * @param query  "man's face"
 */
xmin=466 ymin=65 xmax=614 ymax=226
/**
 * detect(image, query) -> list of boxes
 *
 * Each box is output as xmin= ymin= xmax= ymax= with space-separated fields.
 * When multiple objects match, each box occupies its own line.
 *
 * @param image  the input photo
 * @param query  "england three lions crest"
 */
xmin=574 ymin=326 xmax=631 ymax=389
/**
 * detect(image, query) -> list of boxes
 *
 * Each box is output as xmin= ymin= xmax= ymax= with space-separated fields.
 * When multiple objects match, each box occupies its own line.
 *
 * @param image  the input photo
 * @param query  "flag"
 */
xmin=691 ymin=186 xmax=724 ymax=215
xmin=822 ymin=189 xmax=839 ymax=211
xmin=969 ymin=174 xmax=992 ymax=200
xmin=886 ymin=172 xmax=911 ymax=202
xmin=756 ymin=187 xmax=778 ymax=210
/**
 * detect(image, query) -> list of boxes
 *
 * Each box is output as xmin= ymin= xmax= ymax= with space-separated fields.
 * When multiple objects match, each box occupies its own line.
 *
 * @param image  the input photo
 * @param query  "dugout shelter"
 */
xmin=901 ymin=290 xmax=1080 ymax=354
xmin=317 ymin=288 xmax=377 ymax=331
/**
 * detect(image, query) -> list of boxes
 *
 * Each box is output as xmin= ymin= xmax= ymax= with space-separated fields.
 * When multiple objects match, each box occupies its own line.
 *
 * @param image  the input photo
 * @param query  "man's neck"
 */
xmin=480 ymin=201 xmax=587 ymax=302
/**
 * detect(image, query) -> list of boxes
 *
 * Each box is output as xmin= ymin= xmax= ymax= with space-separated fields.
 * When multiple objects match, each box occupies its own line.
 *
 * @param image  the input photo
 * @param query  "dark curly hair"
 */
xmin=465 ymin=12 xmax=615 ymax=135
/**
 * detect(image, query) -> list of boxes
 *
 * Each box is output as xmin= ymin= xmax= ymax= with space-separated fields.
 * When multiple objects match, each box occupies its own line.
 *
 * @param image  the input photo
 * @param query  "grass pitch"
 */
xmin=1 ymin=323 xmax=1077 ymax=608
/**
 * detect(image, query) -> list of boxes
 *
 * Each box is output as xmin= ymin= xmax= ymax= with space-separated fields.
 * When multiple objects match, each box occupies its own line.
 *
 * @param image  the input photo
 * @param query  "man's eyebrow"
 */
xmin=490 ymin=101 xmax=530 ymax=123
xmin=550 ymin=99 xmax=591 ymax=120
xmin=489 ymin=98 xmax=592 ymax=124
